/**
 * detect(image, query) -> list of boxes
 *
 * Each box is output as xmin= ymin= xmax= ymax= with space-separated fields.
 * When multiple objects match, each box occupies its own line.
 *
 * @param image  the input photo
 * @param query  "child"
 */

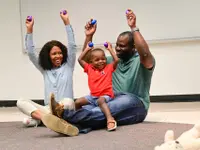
xmin=76 ymin=42 xmax=119 ymax=131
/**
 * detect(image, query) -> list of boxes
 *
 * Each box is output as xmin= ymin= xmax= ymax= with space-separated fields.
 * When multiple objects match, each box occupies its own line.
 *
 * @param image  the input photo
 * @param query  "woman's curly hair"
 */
xmin=39 ymin=40 xmax=68 ymax=70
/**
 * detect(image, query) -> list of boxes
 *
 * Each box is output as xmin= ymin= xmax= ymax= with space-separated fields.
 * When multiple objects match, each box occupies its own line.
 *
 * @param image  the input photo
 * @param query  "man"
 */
xmin=41 ymin=9 xmax=155 ymax=136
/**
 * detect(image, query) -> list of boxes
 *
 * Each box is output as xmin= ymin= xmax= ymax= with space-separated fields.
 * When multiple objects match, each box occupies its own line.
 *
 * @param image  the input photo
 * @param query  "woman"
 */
xmin=17 ymin=10 xmax=77 ymax=127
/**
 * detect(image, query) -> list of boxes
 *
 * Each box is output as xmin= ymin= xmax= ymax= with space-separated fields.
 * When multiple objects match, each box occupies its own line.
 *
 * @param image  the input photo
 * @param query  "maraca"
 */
xmin=60 ymin=10 xmax=67 ymax=15
xmin=91 ymin=19 xmax=97 ymax=25
xmin=88 ymin=42 xmax=94 ymax=47
xmin=126 ymin=9 xmax=130 ymax=14
xmin=104 ymin=42 xmax=108 ymax=48
xmin=27 ymin=16 xmax=32 ymax=22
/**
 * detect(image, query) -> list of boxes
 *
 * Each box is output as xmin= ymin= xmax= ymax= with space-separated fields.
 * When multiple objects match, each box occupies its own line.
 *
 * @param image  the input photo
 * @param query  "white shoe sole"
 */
xmin=41 ymin=114 xmax=79 ymax=136
xmin=23 ymin=118 xmax=41 ymax=127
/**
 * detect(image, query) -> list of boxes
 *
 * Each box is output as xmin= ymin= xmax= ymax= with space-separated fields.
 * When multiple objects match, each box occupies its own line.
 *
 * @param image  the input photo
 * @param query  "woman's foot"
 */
xmin=23 ymin=117 xmax=41 ymax=127
xmin=107 ymin=119 xmax=117 ymax=131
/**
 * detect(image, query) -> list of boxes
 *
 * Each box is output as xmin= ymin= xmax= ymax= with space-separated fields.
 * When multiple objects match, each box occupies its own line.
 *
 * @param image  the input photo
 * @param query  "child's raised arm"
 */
xmin=78 ymin=42 xmax=93 ymax=68
xmin=105 ymin=42 xmax=119 ymax=69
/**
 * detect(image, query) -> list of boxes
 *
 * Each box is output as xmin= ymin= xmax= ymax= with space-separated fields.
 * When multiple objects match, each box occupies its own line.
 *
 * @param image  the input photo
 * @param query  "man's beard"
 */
xmin=117 ymin=50 xmax=135 ymax=61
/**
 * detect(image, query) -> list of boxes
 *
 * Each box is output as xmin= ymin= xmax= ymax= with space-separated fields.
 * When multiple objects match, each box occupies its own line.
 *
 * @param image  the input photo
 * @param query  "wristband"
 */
xmin=132 ymin=27 xmax=139 ymax=32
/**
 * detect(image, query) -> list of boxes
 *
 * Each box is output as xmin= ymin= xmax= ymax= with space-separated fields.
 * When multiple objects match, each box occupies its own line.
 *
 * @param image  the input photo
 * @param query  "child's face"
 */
xmin=91 ymin=51 xmax=107 ymax=70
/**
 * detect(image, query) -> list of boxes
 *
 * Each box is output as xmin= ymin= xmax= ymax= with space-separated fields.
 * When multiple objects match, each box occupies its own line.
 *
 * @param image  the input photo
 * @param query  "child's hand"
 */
xmin=60 ymin=10 xmax=70 ymax=25
xmin=105 ymin=41 xmax=119 ymax=69
xmin=105 ymin=42 xmax=113 ymax=51
xmin=85 ymin=41 xmax=93 ymax=51
xmin=25 ymin=16 xmax=34 ymax=33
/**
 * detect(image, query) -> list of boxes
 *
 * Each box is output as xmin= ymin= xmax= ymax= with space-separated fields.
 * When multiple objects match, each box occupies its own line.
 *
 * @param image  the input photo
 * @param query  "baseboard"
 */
xmin=150 ymin=94 xmax=200 ymax=102
xmin=0 ymin=94 xmax=200 ymax=107
xmin=0 ymin=100 xmax=44 ymax=107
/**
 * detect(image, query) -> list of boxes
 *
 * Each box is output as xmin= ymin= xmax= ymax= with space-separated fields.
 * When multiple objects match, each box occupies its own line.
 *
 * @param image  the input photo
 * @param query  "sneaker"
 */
xmin=41 ymin=113 xmax=79 ymax=136
xmin=23 ymin=117 xmax=41 ymax=127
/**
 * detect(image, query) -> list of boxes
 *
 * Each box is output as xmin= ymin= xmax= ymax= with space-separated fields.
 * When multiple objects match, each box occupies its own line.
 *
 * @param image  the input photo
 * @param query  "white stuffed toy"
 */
xmin=58 ymin=98 xmax=75 ymax=110
xmin=154 ymin=122 xmax=200 ymax=150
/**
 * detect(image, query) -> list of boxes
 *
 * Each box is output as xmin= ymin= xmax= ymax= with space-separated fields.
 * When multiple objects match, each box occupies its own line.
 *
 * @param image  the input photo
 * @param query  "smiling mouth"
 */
xmin=116 ymin=52 xmax=123 ymax=57
xmin=98 ymin=64 xmax=105 ymax=68
xmin=116 ymin=51 xmax=120 ymax=55
xmin=55 ymin=60 xmax=61 ymax=64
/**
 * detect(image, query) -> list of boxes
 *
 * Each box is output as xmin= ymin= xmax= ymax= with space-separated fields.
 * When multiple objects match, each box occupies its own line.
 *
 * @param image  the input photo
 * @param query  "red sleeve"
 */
xmin=107 ymin=63 xmax=115 ymax=72
xmin=84 ymin=63 xmax=90 ymax=73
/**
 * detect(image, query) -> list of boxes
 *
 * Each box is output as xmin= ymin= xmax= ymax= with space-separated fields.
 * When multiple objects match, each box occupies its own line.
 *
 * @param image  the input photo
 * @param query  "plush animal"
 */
xmin=154 ymin=122 xmax=200 ymax=150
xmin=58 ymin=98 xmax=75 ymax=110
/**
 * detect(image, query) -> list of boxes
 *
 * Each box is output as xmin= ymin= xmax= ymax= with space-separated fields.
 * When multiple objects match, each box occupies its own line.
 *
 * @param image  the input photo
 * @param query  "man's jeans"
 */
xmin=62 ymin=92 xmax=147 ymax=133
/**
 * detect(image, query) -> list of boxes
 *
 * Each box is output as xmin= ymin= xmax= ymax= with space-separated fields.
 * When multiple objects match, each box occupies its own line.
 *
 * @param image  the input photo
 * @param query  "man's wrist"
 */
xmin=131 ymin=27 xmax=139 ymax=33
xmin=86 ymin=35 xmax=93 ymax=39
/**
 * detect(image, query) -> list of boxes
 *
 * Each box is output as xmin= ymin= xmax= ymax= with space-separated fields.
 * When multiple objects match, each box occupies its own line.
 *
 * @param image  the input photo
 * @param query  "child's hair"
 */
xmin=39 ymin=40 xmax=68 ymax=70
xmin=86 ymin=48 xmax=105 ymax=63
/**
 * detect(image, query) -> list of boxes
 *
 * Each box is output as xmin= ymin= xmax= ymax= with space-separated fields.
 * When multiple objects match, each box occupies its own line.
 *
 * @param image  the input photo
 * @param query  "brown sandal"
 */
xmin=107 ymin=120 xmax=117 ymax=131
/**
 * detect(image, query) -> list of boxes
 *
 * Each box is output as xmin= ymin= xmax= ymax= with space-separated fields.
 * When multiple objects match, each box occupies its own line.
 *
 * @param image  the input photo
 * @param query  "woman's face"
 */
xmin=49 ymin=46 xmax=63 ymax=67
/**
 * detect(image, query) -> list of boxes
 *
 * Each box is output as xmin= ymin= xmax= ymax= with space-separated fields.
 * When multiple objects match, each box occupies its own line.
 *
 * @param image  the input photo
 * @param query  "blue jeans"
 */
xmin=62 ymin=92 xmax=147 ymax=132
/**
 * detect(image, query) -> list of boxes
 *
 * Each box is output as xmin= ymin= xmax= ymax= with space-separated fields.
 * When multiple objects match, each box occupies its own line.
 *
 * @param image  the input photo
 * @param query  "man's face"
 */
xmin=115 ymin=35 xmax=134 ymax=59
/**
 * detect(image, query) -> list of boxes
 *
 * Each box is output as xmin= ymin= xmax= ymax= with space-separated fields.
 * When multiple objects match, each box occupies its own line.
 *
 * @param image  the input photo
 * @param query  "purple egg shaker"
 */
xmin=104 ymin=42 xmax=108 ymax=48
xmin=27 ymin=16 xmax=32 ymax=22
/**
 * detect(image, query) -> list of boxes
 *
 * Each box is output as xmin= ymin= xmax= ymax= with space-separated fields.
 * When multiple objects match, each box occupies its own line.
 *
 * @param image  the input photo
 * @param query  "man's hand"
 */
xmin=26 ymin=16 xmax=34 ymax=34
xmin=85 ymin=19 xmax=97 ymax=37
xmin=126 ymin=9 xmax=136 ymax=29
xmin=60 ymin=10 xmax=70 ymax=25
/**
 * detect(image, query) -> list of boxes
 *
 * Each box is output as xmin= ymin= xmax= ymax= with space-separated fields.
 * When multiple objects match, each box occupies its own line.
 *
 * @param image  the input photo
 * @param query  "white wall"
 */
xmin=20 ymin=0 xmax=200 ymax=48
xmin=0 ymin=0 xmax=43 ymax=100
xmin=0 ymin=1 xmax=200 ymax=100
xmin=150 ymin=41 xmax=200 ymax=95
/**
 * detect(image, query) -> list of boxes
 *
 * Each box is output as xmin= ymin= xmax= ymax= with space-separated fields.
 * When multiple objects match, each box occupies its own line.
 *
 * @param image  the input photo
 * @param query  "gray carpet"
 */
xmin=0 ymin=121 xmax=193 ymax=150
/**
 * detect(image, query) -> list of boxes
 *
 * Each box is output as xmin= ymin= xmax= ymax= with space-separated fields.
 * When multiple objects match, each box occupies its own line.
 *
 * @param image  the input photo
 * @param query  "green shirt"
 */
xmin=107 ymin=53 xmax=155 ymax=110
